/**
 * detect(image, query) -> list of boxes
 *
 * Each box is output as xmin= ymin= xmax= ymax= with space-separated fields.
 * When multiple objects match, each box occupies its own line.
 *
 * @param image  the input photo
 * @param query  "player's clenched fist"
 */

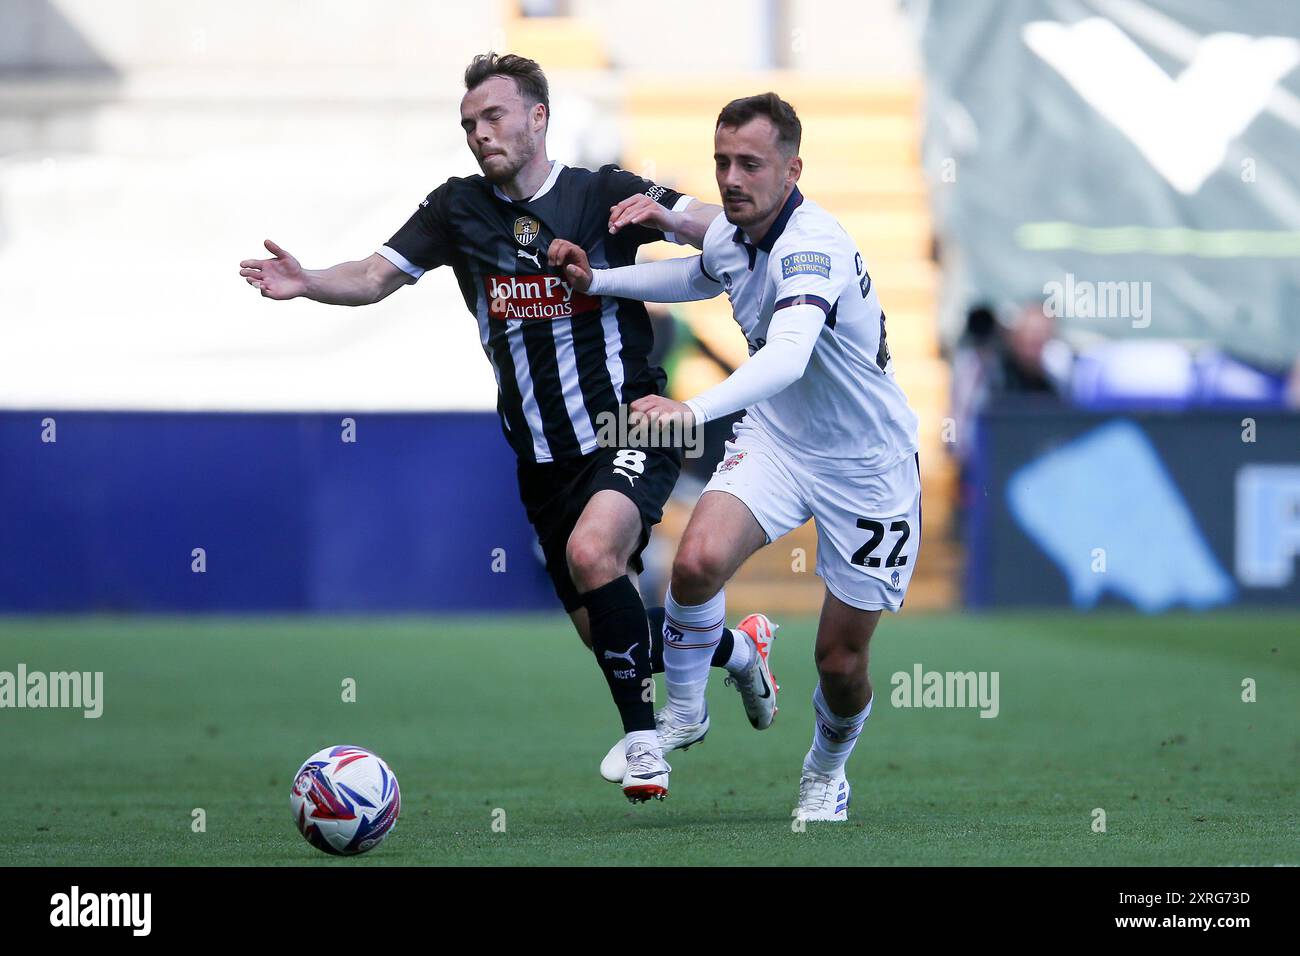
xmin=239 ymin=239 xmax=307 ymax=300
xmin=547 ymin=238 xmax=593 ymax=292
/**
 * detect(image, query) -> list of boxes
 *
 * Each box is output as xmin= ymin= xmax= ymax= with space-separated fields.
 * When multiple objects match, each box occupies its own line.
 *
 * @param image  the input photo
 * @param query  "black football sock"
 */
xmin=645 ymin=605 xmax=733 ymax=674
xmin=647 ymin=605 xmax=666 ymax=673
xmin=584 ymin=576 xmax=655 ymax=733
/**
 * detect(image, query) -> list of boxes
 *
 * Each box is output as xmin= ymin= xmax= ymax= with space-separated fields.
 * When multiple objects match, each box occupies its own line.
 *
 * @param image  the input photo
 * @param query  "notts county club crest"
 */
xmin=513 ymin=215 xmax=540 ymax=246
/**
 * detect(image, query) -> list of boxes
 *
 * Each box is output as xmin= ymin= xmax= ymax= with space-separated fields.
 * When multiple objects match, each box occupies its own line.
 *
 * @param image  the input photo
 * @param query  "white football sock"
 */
xmin=805 ymin=683 xmax=872 ymax=776
xmin=724 ymin=628 xmax=754 ymax=674
xmin=662 ymin=586 xmax=726 ymax=725
xmin=625 ymin=729 xmax=659 ymax=753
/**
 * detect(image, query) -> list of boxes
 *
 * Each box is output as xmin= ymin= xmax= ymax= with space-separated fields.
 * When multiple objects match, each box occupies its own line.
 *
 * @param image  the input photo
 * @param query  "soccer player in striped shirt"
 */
xmin=239 ymin=54 xmax=774 ymax=803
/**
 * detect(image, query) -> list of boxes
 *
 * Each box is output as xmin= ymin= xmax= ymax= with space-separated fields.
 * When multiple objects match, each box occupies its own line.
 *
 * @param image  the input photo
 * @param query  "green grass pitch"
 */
xmin=1 ymin=611 xmax=1295 ymax=866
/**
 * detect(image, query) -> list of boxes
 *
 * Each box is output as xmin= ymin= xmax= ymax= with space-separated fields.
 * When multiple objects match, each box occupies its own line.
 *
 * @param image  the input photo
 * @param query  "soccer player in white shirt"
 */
xmin=549 ymin=93 xmax=921 ymax=821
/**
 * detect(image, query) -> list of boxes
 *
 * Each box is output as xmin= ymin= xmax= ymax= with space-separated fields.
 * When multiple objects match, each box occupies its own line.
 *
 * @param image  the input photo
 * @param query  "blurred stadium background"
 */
xmin=0 ymin=0 xmax=1297 ymax=865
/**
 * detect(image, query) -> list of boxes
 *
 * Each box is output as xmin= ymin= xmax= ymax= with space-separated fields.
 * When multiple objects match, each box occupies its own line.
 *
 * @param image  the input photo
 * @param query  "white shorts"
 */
xmin=702 ymin=423 xmax=922 ymax=612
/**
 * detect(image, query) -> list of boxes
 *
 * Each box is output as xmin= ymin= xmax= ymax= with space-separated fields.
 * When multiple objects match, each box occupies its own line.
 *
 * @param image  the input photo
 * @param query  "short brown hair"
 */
xmin=716 ymin=93 xmax=801 ymax=156
xmin=464 ymin=52 xmax=550 ymax=119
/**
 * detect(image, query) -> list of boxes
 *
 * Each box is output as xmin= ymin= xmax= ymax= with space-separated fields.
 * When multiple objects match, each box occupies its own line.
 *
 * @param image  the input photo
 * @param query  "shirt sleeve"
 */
xmin=684 ymin=232 xmax=850 ymax=424
xmin=683 ymin=303 xmax=825 ymax=425
xmin=588 ymin=255 xmax=722 ymax=303
xmin=378 ymin=181 xmax=456 ymax=281
xmin=600 ymin=165 xmax=695 ymax=247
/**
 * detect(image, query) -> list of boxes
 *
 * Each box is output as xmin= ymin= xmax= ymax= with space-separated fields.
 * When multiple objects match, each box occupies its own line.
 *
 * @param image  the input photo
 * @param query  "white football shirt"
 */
xmin=694 ymin=187 xmax=919 ymax=472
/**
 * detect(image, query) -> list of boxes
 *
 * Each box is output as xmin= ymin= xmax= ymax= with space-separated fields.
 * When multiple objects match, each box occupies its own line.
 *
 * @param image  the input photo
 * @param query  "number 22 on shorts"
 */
xmin=851 ymin=518 xmax=911 ymax=568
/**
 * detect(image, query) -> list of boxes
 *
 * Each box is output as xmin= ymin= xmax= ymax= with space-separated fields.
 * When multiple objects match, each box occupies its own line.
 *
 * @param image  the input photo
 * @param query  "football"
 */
xmin=290 ymin=745 xmax=401 ymax=856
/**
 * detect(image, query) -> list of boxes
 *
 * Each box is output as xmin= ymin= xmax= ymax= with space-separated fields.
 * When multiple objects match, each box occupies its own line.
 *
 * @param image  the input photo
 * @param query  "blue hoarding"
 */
xmin=968 ymin=408 xmax=1300 ymax=609
xmin=0 ymin=412 xmax=556 ymax=612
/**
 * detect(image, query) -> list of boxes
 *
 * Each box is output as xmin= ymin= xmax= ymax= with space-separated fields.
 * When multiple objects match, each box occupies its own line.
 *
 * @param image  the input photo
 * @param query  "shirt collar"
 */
xmin=493 ymin=160 xmax=565 ymax=203
xmin=731 ymin=186 xmax=804 ymax=254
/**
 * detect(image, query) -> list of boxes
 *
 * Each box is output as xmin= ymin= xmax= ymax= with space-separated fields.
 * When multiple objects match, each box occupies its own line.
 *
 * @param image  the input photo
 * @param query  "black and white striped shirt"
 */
xmin=379 ymin=161 xmax=692 ymax=463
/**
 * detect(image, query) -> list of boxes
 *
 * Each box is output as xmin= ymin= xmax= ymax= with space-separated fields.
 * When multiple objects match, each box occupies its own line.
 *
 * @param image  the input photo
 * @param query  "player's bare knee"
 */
xmin=566 ymin=533 xmax=620 ymax=593
xmin=815 ymin=645 xmax=868 ymax=687
xmin=670 ymin=544 xmax=726 ymax=605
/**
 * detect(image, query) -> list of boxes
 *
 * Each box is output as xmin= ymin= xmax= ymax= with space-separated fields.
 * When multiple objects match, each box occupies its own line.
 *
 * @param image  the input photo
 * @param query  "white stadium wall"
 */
xmin=0 ymin=0 xmax=615 ymax=412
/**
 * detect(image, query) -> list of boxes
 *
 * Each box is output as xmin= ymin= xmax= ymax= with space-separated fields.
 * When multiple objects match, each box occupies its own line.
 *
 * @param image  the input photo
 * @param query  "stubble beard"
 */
xmin=481 ymin=129 xmax=537 ymax=186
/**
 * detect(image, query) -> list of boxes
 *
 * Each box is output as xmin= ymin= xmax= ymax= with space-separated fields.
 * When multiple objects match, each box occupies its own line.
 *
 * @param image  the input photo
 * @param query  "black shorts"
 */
xmin=517 ymin=445 xmax=683 ymax=612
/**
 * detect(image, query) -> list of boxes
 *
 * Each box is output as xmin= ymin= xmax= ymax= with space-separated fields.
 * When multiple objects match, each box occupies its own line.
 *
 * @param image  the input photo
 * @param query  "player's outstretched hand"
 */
xmin=547 ymin=238 xmax=593 ymax=293
xmin=609 ymin=193 xmax=678 ymax=237
xmin=239 ymin=239 xmax=307 ymax=300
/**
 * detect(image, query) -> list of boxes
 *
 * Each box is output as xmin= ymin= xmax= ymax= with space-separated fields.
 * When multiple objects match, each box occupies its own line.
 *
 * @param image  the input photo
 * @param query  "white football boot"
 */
xmin=793 ymin=764 xmax=851 ymax=822
xmin=600 ymin=709 xmax=709 ymax=783
xmin=724 ymin=613 xmax=780 ymax=730
xmin=622 ymin=741 xmax=671 ymax=803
